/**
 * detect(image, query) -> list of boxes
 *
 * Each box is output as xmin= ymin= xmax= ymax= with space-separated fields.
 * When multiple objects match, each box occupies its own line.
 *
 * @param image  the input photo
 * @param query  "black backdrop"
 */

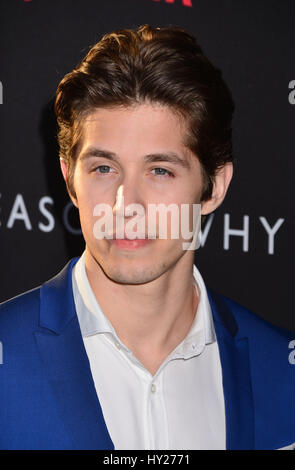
xmin=0 ymin=0 xmax=294 ymax=331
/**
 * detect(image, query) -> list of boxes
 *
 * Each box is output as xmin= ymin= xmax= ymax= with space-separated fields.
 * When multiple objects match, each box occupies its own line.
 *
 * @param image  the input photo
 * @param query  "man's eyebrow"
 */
xmin=144 ymin=153 xmax=190 ymax=169
xmin=79 ymin=147 xmax=118 ymax=162
xmin=79 ymin=146 xmax=191 ymax=169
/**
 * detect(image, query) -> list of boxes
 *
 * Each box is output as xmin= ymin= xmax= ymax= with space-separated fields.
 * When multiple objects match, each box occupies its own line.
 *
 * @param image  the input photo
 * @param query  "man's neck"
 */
xmin=84 ymin=249 xmax=199 ymax=375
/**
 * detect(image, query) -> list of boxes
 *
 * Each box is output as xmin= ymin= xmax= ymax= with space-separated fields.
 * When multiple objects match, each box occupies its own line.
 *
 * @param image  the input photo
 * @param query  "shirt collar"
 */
xmin=72 ymin=251 xmax=216 ymax=359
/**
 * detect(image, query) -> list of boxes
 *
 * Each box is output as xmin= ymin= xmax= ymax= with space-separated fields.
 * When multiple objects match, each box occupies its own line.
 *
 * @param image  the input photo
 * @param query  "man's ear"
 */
xmin=59 ymin=158 xmax=79 ymax=208
xmin=201 ymin=162 xmax=233 ymax=215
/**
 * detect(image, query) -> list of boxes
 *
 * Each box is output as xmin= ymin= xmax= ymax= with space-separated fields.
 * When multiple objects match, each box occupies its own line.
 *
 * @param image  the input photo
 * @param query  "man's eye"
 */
xmin=95 ymin=165 xmax=114 ymax=174
xmin=151 ymin=168 xmax=174 ymax=177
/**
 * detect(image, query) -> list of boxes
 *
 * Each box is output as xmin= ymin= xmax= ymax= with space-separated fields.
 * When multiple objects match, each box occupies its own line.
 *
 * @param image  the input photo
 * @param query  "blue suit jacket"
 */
xmin=0 ymin=257 xmax=294 ymax=450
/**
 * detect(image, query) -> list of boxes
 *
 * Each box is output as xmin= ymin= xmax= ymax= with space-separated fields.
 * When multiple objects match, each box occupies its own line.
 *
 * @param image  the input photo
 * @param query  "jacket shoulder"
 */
xmin=0 ymin=286 xmax=41 ymax=334
xmin=0 ymin=257 xmax=78 ymax=336
xmin=210 ymin=289 xmax=295 ymax=340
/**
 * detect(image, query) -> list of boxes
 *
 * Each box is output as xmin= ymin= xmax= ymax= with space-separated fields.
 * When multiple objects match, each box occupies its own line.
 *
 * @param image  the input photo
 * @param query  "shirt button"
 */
xmin=115 ymin=341 xmax=121 ymax=350
xmin=191 ymin=343 xmax=196 ymax=350
xmin=151 ymin=383 xmax=156 ymax=393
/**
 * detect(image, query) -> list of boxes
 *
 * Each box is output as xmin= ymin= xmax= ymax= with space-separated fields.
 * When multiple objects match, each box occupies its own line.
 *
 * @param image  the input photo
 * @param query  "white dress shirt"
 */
xmin=72 ymin=251 xmax=226 ymax=450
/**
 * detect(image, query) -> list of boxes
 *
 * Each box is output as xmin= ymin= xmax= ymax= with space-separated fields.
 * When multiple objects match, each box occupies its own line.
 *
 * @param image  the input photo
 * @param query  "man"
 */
xmin=0 ymin=24 xmax=294 ymax=450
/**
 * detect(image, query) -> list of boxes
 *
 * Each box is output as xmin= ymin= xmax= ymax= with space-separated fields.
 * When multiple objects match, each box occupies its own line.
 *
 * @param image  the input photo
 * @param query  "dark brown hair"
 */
xmin=55 ymin=24 xmax=234 ymax=205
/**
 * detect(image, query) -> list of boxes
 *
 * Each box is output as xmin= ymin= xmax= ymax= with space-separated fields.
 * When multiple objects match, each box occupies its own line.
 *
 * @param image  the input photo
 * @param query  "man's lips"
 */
xmin=108 ymin=238 xmax=153 ymax=250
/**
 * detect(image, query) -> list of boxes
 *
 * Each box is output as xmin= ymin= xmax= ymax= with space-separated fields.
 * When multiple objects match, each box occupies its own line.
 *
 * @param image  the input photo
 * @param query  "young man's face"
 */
xmin=61 ymin=103 xmax=230 ymax=284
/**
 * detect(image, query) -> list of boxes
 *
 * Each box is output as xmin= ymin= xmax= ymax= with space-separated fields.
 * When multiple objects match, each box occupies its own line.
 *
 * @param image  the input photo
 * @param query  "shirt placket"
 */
xmin=148 ymin=371 xmax=169 ymax=449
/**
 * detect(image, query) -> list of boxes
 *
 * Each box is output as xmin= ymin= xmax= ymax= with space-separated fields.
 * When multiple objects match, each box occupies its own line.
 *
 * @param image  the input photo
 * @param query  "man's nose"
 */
xmin=112 ymin=179 xmax=145 ymax=217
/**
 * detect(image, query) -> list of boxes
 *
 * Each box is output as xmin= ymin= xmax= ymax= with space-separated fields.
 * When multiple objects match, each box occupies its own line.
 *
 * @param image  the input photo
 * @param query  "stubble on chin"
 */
xmin=98 ymin=260 xmax=170 ymax=286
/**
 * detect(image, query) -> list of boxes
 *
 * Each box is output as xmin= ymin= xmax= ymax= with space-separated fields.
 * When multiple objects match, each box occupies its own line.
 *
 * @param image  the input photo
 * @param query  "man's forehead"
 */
xmin=76 ymin=104 xmax=196 ymax=164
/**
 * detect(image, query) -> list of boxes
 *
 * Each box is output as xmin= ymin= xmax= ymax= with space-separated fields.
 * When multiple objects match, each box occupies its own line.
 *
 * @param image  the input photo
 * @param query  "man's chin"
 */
xmin=99 ymin=262 xmax=166 ymax=286
xmin=89 ymin=238 xmax=187 ymax=285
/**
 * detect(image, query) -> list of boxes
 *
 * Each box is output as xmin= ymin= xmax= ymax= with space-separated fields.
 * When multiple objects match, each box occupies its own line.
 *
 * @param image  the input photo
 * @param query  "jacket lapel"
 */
xmin=34 ymin=257 xmax=114 ymax=450
xmin=207 ymin=289 xmax=255 ymax=450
